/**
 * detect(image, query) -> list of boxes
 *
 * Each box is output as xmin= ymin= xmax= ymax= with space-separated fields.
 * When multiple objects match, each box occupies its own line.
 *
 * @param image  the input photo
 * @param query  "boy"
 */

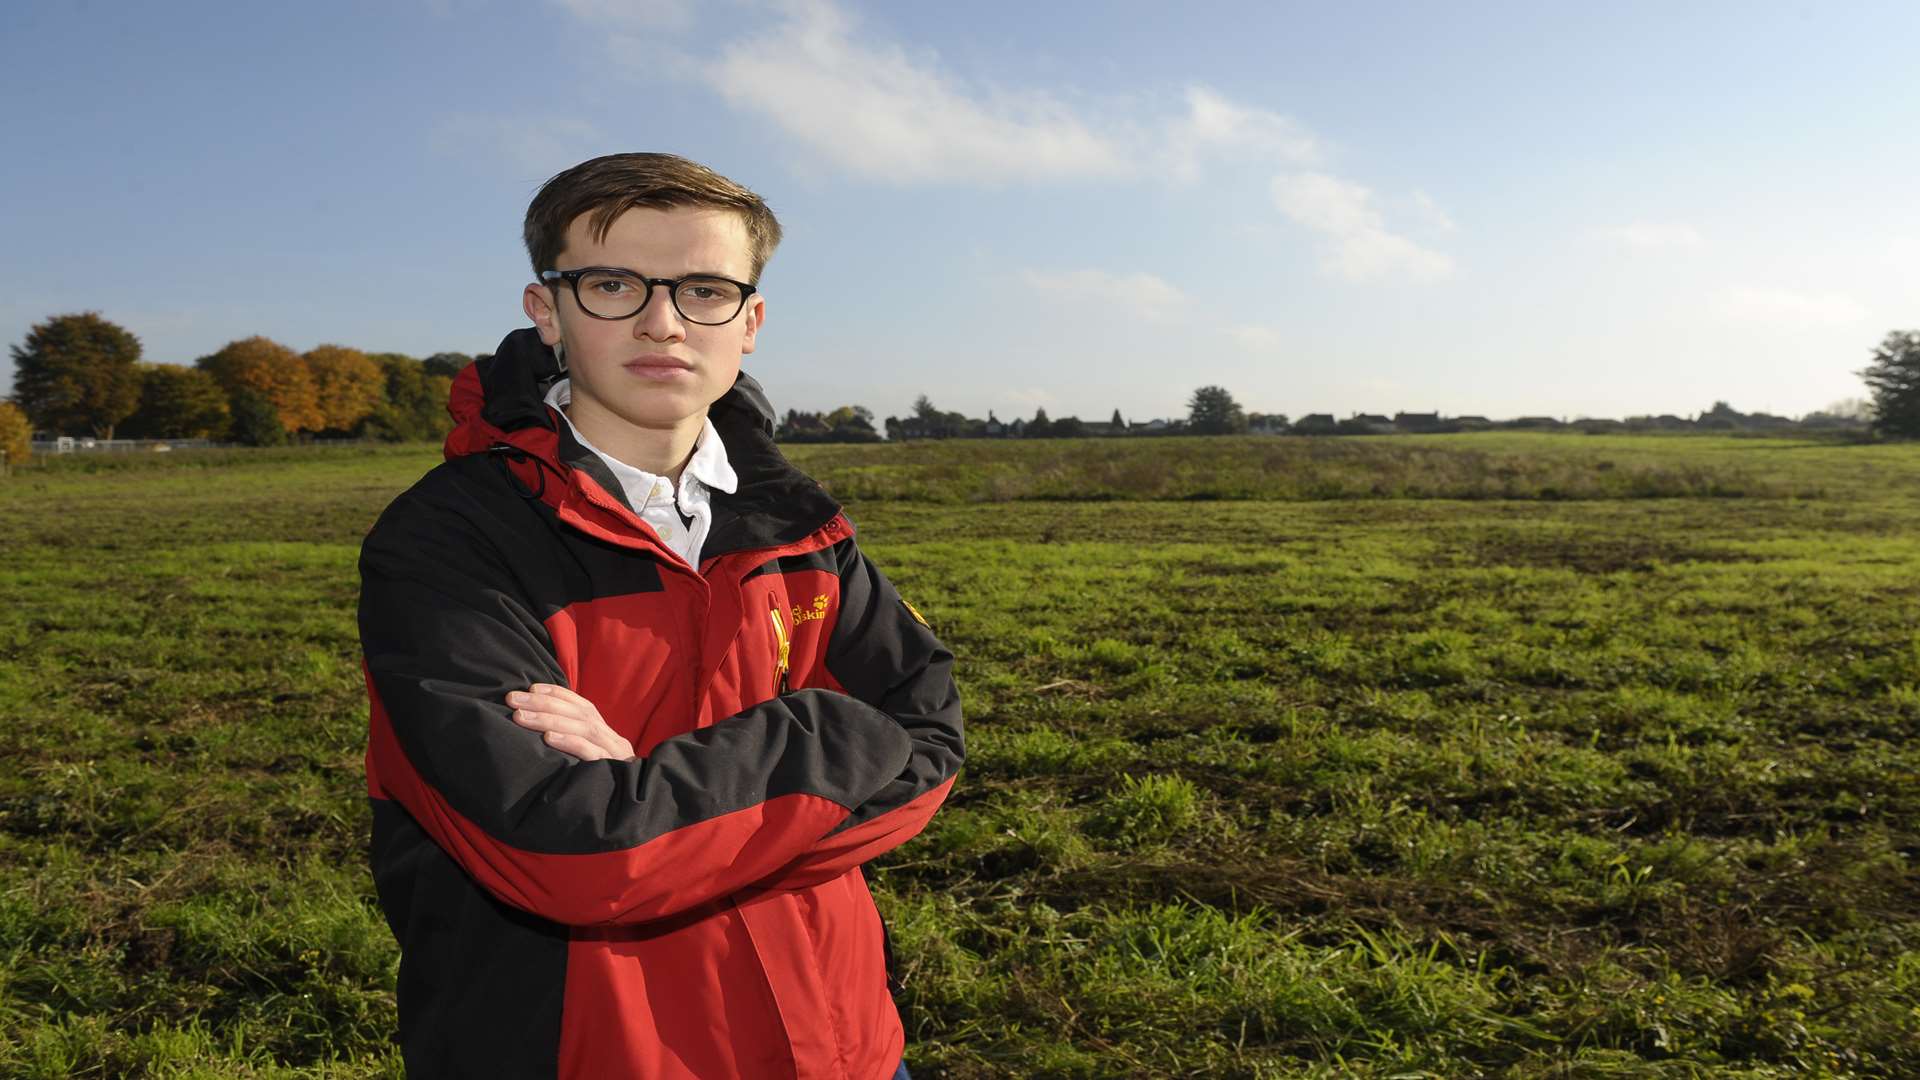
xmin=359 ymin=153 xmax=962 ymax=1079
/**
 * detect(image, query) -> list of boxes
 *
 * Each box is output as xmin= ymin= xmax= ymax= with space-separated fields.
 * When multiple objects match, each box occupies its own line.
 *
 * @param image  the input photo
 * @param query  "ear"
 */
xmin=740 ymin=294 xmax=766 ymax=356
xmin=524 ymin=283 xmax=563 ymax=348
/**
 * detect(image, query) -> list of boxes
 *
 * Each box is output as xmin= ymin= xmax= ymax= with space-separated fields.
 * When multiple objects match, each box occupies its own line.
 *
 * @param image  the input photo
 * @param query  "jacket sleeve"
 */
xmin=746 ymin=537 xmax=964 ymax=893
xmin=360 ymin=478 xmax=914 ymax=927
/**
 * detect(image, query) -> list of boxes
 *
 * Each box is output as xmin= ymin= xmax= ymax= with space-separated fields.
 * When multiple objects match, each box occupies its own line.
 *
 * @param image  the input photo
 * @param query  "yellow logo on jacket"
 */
xmin=791 ymin=594 xmax=830 ymax=624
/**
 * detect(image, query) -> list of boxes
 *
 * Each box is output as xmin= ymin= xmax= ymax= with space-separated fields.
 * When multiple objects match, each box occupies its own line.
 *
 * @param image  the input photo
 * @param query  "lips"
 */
xmin=622 ymin=355 xmax=695 ymax=380
xmin=624 ymin=354 xmax=692 ymax=372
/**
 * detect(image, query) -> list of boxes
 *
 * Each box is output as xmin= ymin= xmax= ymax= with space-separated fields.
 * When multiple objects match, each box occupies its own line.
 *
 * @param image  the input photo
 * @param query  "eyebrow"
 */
xmin=568 ymin=265 xmax=741 ymax=280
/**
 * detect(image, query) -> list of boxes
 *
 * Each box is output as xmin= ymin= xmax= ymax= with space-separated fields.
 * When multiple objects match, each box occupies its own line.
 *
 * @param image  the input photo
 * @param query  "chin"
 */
xmin=613 ymin=400 xmax=715 ymax=431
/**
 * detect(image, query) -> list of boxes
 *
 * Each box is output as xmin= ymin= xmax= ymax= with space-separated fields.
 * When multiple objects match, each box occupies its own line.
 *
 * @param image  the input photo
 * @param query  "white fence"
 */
xmin=30 ymin=437 xmax=219 ymax=454
xmin=24 ymin=437 xmax=391 ymax=456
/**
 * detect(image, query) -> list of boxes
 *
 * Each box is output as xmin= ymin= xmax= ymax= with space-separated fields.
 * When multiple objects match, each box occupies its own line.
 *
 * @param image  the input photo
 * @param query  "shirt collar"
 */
xmin=542 ymin=377 xmax=738 ymax=497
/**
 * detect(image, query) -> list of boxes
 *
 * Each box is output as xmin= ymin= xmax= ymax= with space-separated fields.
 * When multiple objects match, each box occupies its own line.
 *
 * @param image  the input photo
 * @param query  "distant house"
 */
xmin=983 ymin=411 xmax=1004 ymax=437
xmin=1453 ymin=415 xmax=1493 ymax=430
xmin=1622 ymin=414 xmax=1694 ymax=432
xmin=896 ymin=418 xmax=935 ymax=439
xmin=1130 ymin=418 xmax=1170 ymax=434
xmin=1247 ymin=413 xmax=1290 ymax=435
xmin=1393 ymin=411 xmax=1445 ymax=433
xmin=1293 ymin=413 xmax=1338 ymax=434
xmin=1343 ymin=414 xmax=1396 ymax=435
xmin=1800 ymin=411 xmax=1868 ymax=430
xmin=1507 ymin=416 xmax=1566 ymax=430
xmin=1007 ymin=417 xmax=1027 ymax=437
xmin=1080 ymin=420 xmax=1122 ymax=437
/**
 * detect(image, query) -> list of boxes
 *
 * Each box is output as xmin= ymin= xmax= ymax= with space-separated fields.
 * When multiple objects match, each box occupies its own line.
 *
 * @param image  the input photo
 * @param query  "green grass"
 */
xmin=2 ymin=433 xmax=1916 ymax=1077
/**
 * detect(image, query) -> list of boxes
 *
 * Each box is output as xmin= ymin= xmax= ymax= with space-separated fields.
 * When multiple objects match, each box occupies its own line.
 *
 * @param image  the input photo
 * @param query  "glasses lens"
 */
xmin=673 ymin=277 xmax=746 ymax=325
xmin=574 ymin=270 xmax=647 ymax=318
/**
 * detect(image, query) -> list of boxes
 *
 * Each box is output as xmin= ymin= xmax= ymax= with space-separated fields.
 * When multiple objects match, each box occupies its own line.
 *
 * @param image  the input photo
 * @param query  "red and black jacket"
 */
xmin=359 ymin=328 xmax=963 ymax=1079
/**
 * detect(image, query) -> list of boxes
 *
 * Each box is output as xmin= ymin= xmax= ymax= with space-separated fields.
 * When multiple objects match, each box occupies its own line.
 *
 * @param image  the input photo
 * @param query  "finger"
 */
xmin=540 ymin=729 xmax=612 ymax=762
xmin=513 ymin=709 xmax=629 ymax=758
xmin=529 ymin=683 xmax=588 ymax=706
xmin=511 ymin=708 xmax=593 ymax=740
xmin=532 ymin=686 xmax=600 ymax=721
xmin=511 ymin=690 xmax=591 ymax=722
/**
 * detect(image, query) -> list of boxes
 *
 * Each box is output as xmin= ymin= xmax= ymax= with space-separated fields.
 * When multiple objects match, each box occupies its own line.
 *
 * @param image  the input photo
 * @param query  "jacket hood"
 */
xmin=441 ymin=327 xmax=837 ymax=561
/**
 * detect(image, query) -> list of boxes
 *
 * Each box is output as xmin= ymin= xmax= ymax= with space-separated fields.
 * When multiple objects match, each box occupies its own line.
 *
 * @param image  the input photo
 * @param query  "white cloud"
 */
xmin=1717 ymin=287 xmax=1867 ymax=328
xmin=1018 ymin=269 xmax=1188 ymax=320
xmin=1591 ymin=221 xmax=1706 ymax=251
xmin=1411 ymin=189 xmax=1458 ymax=233
xmin=1002 ymin=387 xmax=1054 ymax=409
xmin=699 ymin=1 xmax=1127 ymax=184
xmin=550 ymin=0 xmax=1447 ymax=287
xmin=563 ymin=1 xmax=1314 ymax=186
xmin=1229 ymin=324 xmax=1285 ymax=350
xmin=430 ymin=113 xmax=606 ymax=175
xmin=1164 ymin=86 xmax=1319 ymax=181
xmin=1271 ymin=172 xmax=1456 ymax=282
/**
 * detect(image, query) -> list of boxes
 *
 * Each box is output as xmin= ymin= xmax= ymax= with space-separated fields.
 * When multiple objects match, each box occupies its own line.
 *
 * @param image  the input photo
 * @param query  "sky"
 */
xmin=2 ymin=0 xmax=1915 ymax=424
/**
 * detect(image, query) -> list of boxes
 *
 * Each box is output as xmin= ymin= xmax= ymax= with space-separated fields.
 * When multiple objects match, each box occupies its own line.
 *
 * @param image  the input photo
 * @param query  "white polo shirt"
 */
xmin=542 ymin=378 xmax=738 ymax=568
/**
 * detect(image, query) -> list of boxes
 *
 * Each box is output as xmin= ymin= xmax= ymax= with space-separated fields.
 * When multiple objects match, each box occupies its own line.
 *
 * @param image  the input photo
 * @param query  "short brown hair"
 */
xmin=523 ymin=153 xmax=783 ymax=282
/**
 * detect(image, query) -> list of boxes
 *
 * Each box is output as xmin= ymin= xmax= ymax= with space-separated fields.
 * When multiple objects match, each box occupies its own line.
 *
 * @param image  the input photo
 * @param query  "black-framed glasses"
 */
xmin=540 ymin=268 xmax=757 ymax=325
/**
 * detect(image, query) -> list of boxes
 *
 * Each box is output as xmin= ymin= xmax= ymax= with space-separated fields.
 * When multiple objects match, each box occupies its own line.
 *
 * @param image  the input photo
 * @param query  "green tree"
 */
xmin=8 ymin=312 xmax=143 ymax=438
xmin=422 ymin=352 xmax=473 ymax=378
xmin=121 ymin=364 xmax=230 ymax=438
xmin=228 ymin=388 xmax=288 ymax=446
xmin=1026 ymin=407 xmax=1053 ymax=438
xmin=830 ymin=405 xmax=880 ymax=442
xmin=0 ymin=401 xmax=31 ymax=468
xmin=1187 ymin=385 xmax=1247 ymax=435
xmin=359 ymin=353 xmax=452 ymax=442
xmin=1110 ymin=408 xmax=1125 ymax=429
xmin=1859 ymin=330 xmax=1920 ymax=438
xmin=777 ymin=408 xmax=830 ymax=441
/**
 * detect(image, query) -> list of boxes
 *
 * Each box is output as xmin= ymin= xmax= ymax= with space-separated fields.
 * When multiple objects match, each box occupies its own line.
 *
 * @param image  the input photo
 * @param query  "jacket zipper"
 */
xmin=767 ymin=598 xmax=791 ymax=696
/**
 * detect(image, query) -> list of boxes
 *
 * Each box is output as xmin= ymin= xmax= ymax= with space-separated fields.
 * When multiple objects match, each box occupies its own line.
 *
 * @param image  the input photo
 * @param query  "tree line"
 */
xmin=8 ymin=313 xmax=1918 ymax=458
xmin=790 ymin=331 xmax=1920 ymax=442
xmin=5 ymin=312 xmax=478 ymax=447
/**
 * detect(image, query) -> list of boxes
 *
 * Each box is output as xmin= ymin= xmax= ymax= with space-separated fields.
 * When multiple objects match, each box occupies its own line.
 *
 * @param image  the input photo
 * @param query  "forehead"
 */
xmin=560 ymin=205 xmax=752 ymax=278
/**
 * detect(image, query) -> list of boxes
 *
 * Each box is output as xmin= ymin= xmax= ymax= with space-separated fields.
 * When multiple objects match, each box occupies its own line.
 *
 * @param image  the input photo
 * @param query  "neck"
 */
xmin=563 ymin=397 xmax=703 ymax=485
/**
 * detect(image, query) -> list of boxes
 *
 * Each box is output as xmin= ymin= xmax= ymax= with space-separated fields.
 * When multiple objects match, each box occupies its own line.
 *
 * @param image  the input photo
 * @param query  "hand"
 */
xmin=505 ymin=684 xmax=635 ymax=762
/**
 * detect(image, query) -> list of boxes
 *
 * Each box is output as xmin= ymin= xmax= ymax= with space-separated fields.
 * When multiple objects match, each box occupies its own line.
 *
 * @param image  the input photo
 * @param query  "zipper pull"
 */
xmin=768 ymin=601 xmax=791 ymax=696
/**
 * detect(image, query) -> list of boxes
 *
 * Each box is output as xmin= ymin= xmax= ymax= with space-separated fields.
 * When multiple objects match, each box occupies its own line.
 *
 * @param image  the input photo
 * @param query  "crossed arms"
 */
xmin=359 ymin=481 xmax=962 ymax=927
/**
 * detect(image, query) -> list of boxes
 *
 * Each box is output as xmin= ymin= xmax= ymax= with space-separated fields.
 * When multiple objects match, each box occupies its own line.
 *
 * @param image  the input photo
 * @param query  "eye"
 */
xmin=577 ymin=271 xmax=639 ymax=297
xmin=676 ymin=278 xmax=743 ymax=305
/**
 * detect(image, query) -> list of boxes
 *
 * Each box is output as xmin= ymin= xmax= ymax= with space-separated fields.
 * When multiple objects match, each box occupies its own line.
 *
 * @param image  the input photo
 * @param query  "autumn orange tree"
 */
xmin=0 ymin=401 xmax=31 ymax=467
xmin=303 ymin=344 xmax=384 ymax=434
xmin=196 ymin=336 xmax=324 ymax=436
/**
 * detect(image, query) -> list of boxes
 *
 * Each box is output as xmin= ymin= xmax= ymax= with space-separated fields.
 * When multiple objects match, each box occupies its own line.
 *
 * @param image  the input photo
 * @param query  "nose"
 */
xmin=633 ymin=282 xmax=686 ymax=341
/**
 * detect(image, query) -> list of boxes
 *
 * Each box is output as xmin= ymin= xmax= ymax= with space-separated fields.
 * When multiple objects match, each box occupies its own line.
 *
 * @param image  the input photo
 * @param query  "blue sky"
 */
xmin=3 ymin=0 xmax=1914 ymax=424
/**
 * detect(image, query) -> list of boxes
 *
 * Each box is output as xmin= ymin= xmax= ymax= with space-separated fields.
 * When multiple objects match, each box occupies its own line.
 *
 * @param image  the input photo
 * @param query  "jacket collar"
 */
xmin=444 ymin=328 xmax=841 ymax=561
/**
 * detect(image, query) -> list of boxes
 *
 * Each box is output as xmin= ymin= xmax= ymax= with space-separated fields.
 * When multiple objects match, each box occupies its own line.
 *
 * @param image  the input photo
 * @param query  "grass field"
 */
xmin=2 ymin=433 xmax=1916 ymax=1078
